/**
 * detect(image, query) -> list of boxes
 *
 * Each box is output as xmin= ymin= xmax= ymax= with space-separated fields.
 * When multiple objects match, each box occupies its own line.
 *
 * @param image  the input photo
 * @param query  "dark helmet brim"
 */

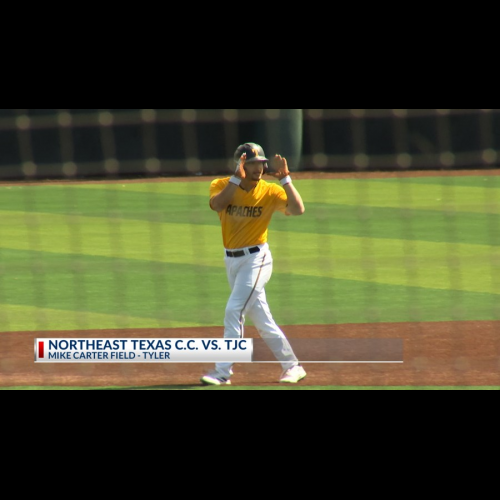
xmin=244 ymin=156 xmax=269 ymax=163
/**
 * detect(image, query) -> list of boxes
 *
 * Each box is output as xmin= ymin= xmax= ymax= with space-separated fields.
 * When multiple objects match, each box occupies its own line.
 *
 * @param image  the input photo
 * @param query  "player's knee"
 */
xmin=225 ymin=305 xmax=242 ymax=322
xmin=225 ymin=299 xmax=245 ymax=315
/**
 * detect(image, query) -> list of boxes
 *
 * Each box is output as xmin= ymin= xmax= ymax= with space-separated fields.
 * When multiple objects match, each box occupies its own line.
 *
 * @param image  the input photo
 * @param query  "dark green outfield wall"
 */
xmin=0 ymin=109 xmax=499 ymax=180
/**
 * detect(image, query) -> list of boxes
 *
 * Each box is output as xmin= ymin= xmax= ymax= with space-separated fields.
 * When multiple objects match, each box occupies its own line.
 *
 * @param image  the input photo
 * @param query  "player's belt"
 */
xmin=226 ymin=246 xmax=261 ymax=258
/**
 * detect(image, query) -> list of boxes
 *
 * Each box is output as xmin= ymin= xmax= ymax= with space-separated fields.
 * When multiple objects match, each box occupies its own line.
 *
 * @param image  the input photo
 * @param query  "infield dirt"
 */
xmin=1 ymin=322 xmax=500 ymax=387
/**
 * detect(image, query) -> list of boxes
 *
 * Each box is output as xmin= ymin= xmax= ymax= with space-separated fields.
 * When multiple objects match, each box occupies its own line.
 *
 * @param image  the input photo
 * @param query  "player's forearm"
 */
xmin=284 ymin=183 xmax=305 ymax=216
xmin=210 ymin=183 xmax=238 ymax=212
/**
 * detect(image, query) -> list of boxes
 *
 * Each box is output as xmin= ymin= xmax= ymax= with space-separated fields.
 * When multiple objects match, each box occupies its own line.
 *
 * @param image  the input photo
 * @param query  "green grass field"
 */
xmin=1 ymin=174 xmax=500 ymax=389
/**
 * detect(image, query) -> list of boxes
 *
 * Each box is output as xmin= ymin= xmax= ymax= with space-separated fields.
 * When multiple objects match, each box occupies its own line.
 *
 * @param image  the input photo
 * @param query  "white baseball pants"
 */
xmin=213 ymin=243 xmax=299 ymax=379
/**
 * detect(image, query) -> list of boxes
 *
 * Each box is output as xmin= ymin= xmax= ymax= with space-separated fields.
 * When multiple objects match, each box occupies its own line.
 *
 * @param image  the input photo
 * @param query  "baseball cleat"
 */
xmin=279 ymin=365 xmax=307 ymax=384
xmin=201 ymin=372 xmax=232 ymax=386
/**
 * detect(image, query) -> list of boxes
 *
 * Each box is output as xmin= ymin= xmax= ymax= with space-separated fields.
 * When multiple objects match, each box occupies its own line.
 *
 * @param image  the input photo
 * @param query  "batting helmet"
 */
xmin=234 ymin=143 xmax=269 ymax=172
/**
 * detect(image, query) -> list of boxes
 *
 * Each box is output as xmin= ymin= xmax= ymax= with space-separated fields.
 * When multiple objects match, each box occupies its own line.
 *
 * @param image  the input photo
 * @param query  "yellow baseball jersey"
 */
xmin=210 ymin=178 xmax=288 ymax=249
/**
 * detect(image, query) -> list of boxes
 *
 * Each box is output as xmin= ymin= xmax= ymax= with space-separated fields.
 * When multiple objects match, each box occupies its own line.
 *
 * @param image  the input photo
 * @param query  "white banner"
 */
xmin=34 ymin=339 xmax=253 ymax=363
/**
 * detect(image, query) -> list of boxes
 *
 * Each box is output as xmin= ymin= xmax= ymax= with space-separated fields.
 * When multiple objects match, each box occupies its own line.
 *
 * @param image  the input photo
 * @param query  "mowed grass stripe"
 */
xmin=0 ymin=248 xmax=226 ymax=328
xmin=61 ymin=174 xmax=500 ymax=192
xmin=1 ymin=209 xmax=499 ymax=295
xmin=1 ymin=248 xmax=499 ymax=332
xmin=296 ymin=179 xmax=500 ymax=215
xmin=4 ymin=177 xmax=500 ymax=215
xmin=369 ymin=176 xmax=500 ymax=189
xmin=271 ymin=231 xmax=500 ymax=295
xmin=271 ymin=204 xmax=500 ymax=247
xmin=0 ymin=303 xmax=195 ymax=333
xmin=0 ymin=184 xmax=220 ymax=227
xmin=0 ymin=210 xmax=223 ymax=267
xmin=2 ymin=182 xmax=500 ymax=246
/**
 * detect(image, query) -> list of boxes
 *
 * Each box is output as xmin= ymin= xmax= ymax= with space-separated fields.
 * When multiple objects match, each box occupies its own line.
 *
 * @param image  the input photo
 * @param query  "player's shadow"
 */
xmin=96 ymin=384 xmax=225 ymax=391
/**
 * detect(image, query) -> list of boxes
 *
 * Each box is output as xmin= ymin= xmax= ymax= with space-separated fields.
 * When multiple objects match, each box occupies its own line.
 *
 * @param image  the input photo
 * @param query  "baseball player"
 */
xmin=201 ymin=142 xmax=307 ymax=386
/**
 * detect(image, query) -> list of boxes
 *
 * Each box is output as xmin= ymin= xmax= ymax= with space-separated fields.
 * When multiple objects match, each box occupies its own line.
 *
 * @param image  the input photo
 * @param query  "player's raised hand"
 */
xmin=268 ymin=155 xmax=290 ymax=180
xmin=235 ymin=153 xmax=247 ymax=179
